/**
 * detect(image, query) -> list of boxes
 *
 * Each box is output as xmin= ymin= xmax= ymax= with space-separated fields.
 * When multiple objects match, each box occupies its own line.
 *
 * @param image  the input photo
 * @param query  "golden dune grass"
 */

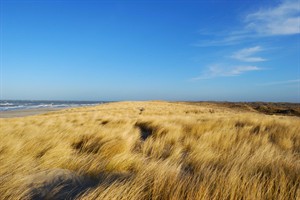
xmin=0 ymin=101 xmax=299 ymax=200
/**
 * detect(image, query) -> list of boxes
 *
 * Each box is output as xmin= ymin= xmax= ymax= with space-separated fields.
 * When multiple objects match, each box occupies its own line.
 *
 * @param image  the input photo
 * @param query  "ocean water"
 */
xmin=0 ymin=100 xmax=106 ymax=111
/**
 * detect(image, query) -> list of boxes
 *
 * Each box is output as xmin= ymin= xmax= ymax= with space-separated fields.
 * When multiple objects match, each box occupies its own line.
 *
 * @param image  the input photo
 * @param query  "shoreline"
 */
xmin=0 ymin=108 xmax=66 ymax=118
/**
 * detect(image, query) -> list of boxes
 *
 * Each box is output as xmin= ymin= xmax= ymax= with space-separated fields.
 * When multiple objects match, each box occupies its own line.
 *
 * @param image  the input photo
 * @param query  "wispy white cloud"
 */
xmin=245 ymin=0 xmax=300 ymax=35
xmin=193 ymin=35 xmax=246 ymax=47
xmin=192 ymin=65 xmax=262 ymax=80
xmin=258 ymin=79 xmax=300 ymax=86
xmin=195 ymin=0 xmax=300 ymax=46
xmin=231 ymin=46 xmax=266 ymax=62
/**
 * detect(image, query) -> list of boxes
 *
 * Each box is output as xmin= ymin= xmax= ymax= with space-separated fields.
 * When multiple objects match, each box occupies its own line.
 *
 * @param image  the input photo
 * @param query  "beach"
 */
xmin=0 ymin=108 xmax=63 ymax=118
xmin=0 ymin=100 xmax=104 ymax=118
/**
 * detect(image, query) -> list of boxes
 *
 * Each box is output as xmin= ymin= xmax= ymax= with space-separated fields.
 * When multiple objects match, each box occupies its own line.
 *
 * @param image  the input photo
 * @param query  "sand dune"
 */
xmin=0 ymin=101 xmax=299 ymax=199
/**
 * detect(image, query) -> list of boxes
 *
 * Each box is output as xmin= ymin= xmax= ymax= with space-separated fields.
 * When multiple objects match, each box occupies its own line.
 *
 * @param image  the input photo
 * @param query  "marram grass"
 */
xmin=0 ymin=101 xmax=299 ymax=199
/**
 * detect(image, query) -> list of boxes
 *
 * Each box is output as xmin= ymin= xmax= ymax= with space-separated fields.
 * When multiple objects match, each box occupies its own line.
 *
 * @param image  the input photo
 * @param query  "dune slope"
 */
xmin=0 ymin=101 xmax=299 ymax=199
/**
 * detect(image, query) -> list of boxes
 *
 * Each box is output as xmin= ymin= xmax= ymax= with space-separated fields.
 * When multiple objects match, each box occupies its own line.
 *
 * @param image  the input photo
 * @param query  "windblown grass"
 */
xmin=0 ymin=101 xmax=299 ymax=199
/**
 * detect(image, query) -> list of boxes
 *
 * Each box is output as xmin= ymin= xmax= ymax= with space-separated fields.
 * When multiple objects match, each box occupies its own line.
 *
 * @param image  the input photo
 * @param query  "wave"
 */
xmin=0 ymin=101 xmax=102 ymax=111
xmin=0 ymin=103 xmax=15 ymax=107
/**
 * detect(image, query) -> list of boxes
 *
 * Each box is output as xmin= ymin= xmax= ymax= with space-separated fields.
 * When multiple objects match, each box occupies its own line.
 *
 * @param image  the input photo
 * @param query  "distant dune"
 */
xmin=0 ymin=101 xmax=299 ymax=199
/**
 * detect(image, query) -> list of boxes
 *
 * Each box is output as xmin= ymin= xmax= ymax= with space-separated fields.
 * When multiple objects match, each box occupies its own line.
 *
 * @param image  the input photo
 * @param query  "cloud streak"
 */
xmin=192 ymin=65 xmax=262 ymax=80
xmin=258 ymin=79 xmax=300 ymax=86
xmin=231 ymin=46 xmax=266 ymax=62
xmin=195 ymin=0 xmax=300 ymax=46
xmin=245 ymin=0 xmax=300 ymax=36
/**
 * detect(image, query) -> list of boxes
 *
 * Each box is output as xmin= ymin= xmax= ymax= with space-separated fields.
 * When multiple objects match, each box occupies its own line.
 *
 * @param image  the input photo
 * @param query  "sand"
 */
xmin=0 ymin=108 xmax=63 ymax=118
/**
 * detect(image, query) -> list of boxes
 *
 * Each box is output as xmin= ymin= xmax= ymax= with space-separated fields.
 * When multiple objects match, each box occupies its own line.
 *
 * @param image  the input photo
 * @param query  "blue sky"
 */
xmin=1 ymin=0 xmax=299 ymax=102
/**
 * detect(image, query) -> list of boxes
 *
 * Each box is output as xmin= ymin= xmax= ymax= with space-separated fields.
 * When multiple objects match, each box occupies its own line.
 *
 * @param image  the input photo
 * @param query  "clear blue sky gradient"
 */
xmin=1 ymin=0 xmax=299 ymax=102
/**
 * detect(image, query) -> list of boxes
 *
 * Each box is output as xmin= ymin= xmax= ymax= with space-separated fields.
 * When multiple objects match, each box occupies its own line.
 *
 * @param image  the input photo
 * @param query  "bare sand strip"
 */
xmin=0 ymin=108 xmax=64 ymax=118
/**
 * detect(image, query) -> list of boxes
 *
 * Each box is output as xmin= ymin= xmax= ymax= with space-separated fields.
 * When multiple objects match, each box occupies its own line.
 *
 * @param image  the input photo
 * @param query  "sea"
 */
xmin=0 ymin=100 xmax=106 ymax=111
